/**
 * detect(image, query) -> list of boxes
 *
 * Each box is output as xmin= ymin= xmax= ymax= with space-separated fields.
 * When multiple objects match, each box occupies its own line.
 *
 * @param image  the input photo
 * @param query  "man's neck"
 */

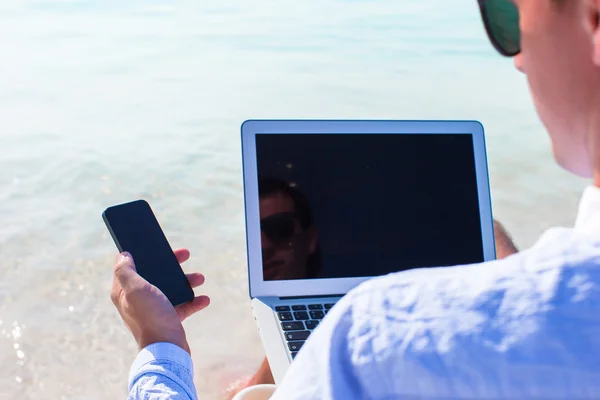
xmin=588 ymin=104 xmax=600 ymax=188
xmin=591 ymin=133 xmax=600 ymax=188
xmin=584 ymin=78 xmax=600 ymax=187
xmin=593 ymin=172 xmax=600 ymax=189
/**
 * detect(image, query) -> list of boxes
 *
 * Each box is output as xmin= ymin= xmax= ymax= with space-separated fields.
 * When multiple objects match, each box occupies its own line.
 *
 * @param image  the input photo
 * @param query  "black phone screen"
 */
xmin=102 ymin=199 xmax=194 ymax=307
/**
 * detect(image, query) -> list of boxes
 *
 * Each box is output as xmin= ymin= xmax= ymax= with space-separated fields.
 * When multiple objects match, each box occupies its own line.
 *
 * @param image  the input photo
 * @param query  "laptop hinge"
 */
xmin=279 ymin=294 xmax=344 ymax=300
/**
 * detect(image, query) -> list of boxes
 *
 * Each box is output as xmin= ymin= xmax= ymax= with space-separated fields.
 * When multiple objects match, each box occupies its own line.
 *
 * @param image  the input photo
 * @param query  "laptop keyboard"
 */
xmin=275 ymin=302 xmax=336 ymax=359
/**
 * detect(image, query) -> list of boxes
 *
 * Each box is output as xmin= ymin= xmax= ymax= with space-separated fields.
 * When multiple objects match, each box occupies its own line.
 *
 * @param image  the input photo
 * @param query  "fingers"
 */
xmin=176 ymin=295 xmax=211 ymax=322
xmin=186 ymin=272 xmax=206 ymax=288
xmin=113 ymin=252 xmax=138 ymax=291
xmin=174 ymin=248 xmax=191 ymax=264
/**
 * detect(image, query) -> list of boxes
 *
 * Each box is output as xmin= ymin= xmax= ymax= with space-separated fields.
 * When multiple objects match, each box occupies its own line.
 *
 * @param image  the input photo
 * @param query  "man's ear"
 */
xmin=586 ymin=0 xmax=600 ymax=66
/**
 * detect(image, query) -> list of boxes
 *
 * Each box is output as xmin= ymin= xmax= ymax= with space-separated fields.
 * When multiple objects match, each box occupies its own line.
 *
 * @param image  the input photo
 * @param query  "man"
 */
xmin=111 ymin=0 xmax=600 ymax=397
xmin=257 ymin=178 xmax=321 ymax=281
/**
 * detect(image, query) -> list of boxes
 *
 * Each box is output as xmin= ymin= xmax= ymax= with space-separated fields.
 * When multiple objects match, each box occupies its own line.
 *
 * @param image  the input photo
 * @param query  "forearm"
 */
xmin=128 ymin=343 xmax=198 ymax=400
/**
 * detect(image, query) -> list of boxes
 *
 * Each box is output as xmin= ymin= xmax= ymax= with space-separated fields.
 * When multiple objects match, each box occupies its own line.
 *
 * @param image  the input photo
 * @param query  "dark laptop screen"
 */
xmin=255 ymin=133 xmax=484 ymax=281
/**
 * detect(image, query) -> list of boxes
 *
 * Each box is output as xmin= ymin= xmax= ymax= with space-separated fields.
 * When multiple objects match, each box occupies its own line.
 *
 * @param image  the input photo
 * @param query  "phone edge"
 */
xmin=102 ymin=209 xmax=125 ymax=253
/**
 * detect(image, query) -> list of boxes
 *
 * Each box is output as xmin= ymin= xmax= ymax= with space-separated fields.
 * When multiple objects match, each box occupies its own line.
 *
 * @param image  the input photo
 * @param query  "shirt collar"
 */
xmin=574 ymin=185 xmax=600 ymax=236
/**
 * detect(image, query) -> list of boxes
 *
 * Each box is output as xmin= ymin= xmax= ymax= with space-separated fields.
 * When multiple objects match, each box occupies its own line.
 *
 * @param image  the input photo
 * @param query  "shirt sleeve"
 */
xmin=270 ymin=296 xmax=367 ymax=400
xmin=127 ymin=342 xmax=198 ymax=400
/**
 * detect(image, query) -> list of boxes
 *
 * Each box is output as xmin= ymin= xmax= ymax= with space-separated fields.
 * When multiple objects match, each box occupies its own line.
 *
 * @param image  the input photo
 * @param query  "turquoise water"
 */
xmin=0 ymin=0 xmax=588 ymax=399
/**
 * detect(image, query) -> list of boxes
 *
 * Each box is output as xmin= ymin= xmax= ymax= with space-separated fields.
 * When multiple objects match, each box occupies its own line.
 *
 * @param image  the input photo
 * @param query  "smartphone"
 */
xmin=102 ymin=199 xmax=194 ymax=307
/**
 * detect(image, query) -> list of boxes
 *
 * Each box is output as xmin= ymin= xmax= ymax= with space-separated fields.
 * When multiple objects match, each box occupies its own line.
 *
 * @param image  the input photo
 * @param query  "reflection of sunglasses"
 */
xmin=478 ymin=0 xmax=520 ymax=57
xmin=260 ymin=212 xmax=297 ymax=245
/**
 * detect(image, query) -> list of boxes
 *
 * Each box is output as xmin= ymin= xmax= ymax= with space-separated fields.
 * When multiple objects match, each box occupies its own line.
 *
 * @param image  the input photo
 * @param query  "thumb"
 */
xmin=114 ymin=252 xmax=138 ymax=290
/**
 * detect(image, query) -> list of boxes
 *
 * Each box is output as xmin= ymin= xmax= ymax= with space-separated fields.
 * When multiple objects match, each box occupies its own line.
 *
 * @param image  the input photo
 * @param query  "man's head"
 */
xmin=258 ymin=178 xmax=319 ymax=280
xmin=479 ymin=0 xmax=600 ymax=178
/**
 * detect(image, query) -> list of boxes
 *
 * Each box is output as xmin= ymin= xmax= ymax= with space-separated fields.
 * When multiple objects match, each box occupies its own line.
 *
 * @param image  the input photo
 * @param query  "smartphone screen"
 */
xmin=102 ymin=199 xmax=194 ymax=307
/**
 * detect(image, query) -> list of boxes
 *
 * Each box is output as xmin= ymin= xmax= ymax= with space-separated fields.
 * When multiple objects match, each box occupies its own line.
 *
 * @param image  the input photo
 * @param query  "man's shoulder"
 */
xmin=338 ymin=226 xmax=600 ymax=351
xmin=325 ymin=228 xmax=600 ymax=399
xmin=339 ymin=225 xmax=600 ymax=342
xmin=349 ymin=226 xmax=600 ymax=304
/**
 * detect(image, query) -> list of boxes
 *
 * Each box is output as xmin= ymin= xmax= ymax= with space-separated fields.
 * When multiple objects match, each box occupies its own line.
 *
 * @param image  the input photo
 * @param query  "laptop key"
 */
xmin=293 ymin=311 xmax=310 ymax=320
xmin=285 ymin=330 xmax=310 ymax=341
xmin=308 ymin=304 xmax=323 ymax=310
xmin=287 ymin=341 xmax=305 ymax=352
xmin=275 ymin=306 xmax=290 ymax=312
xmin=324 ymin=303 xmax=335 ymax=309
xmin=281 ymin=321 xmax=304 ymax=331
xmin=310 ymin=311 xmax=325 ymax=320
xmin=305 ymin=320 xmax=319 ymax=330
xmin=292 ymin=305 xmax=306 ymax=310
xmin=291 ymin=352 xmax=299 ymax=359
xmin=278 ymin=312 xmax=293 ymax=321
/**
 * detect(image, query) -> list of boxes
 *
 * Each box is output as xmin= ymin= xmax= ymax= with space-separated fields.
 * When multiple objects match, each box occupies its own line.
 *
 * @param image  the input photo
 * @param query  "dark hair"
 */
xmin=259 ymin=178 xmax=314 ymax=229
xmin=258 ymin=177 xmax=322 ymax=278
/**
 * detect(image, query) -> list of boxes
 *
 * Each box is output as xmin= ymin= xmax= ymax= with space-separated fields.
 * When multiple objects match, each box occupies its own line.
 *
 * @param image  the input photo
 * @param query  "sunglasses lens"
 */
xmin=482 ymin=0 xmax=520 ymax=56
xmin=261 ymin=214 xmax=296 ymax=244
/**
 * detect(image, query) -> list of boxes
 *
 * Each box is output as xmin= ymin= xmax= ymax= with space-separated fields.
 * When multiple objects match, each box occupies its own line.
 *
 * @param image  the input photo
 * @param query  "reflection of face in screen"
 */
xmin=259 ymin=178 xmax=320 ymax=281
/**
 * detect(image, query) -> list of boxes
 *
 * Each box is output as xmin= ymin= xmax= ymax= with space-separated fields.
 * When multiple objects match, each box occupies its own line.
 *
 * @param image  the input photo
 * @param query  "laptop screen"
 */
xmin=255 ymin=133 xmax=484 ymax=281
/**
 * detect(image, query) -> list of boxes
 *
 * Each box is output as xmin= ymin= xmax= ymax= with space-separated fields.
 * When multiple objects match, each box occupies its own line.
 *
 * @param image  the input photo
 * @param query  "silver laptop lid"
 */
xmin=241 ymin=120 xmax=495 ymax=299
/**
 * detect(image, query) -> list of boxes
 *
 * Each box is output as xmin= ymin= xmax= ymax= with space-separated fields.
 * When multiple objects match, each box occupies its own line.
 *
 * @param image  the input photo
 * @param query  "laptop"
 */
xmin=240 ymin=120 xmax=496 ymax=383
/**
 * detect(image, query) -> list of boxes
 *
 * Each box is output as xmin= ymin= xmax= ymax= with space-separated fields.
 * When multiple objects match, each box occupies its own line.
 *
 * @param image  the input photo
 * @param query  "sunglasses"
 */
xmin=478 ymin=0 xmax=520 ymax=57
xmin=260 ymin=212 xmax=299 ymax=246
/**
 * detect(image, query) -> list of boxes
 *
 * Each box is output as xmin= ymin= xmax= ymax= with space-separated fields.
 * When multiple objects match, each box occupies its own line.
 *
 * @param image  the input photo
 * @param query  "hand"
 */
xmin=110 ymin=248 xmax=210 ymax=354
